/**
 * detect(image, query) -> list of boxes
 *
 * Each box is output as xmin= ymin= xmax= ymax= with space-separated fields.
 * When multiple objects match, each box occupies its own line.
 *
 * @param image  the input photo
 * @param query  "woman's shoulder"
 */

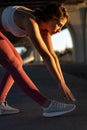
xmin=15 ymin=6 xmax=36 ymax=20
xmin=16 ymin=6 xmax=32 ymax=11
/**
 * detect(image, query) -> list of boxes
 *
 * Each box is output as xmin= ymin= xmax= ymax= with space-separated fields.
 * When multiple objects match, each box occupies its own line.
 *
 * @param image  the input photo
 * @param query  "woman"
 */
xmin=0 ymin=3 xmax=76 ymax=117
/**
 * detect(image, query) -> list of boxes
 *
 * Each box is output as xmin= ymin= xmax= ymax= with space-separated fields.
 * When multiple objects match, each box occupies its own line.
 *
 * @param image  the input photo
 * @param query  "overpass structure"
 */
xmin=66 ymin=1 xmax=87 ymax=63
xmin=0 ymin=0 xmax=87 ymax=63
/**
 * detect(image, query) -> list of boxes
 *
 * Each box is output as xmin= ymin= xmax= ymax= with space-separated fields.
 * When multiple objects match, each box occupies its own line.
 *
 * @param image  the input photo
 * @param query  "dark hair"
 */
xmin=34 ymin=3 xmax=69 ymax=22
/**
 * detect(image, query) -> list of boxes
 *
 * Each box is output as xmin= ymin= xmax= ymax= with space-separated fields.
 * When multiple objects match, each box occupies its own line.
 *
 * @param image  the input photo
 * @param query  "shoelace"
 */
xmin=49 ymin=101 xmax=68 ymax=111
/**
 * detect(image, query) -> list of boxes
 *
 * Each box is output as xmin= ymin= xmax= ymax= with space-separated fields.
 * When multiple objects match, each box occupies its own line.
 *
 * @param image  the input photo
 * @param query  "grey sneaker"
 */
xmin=0 ymin=101 xmax=20 ymax=115
xmin=42 ymin=100 xmax=76 ymax=117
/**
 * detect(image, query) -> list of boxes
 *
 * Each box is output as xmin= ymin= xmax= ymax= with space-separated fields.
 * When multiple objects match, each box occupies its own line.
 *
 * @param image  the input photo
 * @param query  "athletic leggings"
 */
xmin=0 ymin=32 xmax=47 ymax=105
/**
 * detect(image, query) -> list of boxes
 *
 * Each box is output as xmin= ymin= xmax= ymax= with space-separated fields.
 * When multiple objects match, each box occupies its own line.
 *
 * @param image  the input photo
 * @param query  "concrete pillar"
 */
xmin=80 ymin=7 xmax=87 ymax=62
xmin=68 ymin=7 xmax=87 ymax=63
xmin=69 ymin=9 xmax=84 ymax=62
xmin=33 ymin=47 xmax=42 ymax=63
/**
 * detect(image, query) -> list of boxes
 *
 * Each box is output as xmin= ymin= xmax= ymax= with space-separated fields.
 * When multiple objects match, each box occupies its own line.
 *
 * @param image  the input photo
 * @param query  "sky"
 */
xmin=16 ymin=28 xmax=73 ymax=54
xmin=16 ymin=47 xmax=26 ymax=54
xmin=52 ymin=28 xmax=73 ymax=52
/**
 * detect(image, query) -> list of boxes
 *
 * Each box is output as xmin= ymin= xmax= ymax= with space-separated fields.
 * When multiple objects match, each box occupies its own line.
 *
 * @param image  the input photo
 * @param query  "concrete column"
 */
xmin=33 ymin=47 xmax=42 ymax=63
xmin=68 ymin=7 xmax=87 ymax=63
xmin=69 ymin=9 xmax=84 ymax=62
xmin=80 ymin=7 xmax=87 ymax=62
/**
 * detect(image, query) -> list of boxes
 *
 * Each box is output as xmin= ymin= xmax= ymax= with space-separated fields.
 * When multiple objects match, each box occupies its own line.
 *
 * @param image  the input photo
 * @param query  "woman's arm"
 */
xmin=23 ymin=17 xmax=75 ymax=101
xmin=40 ymin=30 xmax=65 ymax=83
xmin=40 ymin=30 xmax=75 ymax=101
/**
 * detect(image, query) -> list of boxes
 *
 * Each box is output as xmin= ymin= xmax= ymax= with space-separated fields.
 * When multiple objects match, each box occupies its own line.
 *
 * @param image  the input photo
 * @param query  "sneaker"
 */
xmin=0 ymin=101 xmax=20 ymax=115
xmin=42 ymin=100 xmax=76 ymax=117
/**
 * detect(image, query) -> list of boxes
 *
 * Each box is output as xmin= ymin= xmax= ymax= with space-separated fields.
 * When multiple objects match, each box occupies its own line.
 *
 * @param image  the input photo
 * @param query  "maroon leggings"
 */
xmin=0 ymin=32 xmax=47 ymax=105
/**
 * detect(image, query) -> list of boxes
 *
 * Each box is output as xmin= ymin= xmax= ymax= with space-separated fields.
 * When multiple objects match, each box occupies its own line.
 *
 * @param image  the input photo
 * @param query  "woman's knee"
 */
xmin=16 ymin=53 xmax=24 ymax=66
xmin=18 ymin=58 xmax=24 ymax=66
xmin=10 ymin=56 xmax=23 ymax=69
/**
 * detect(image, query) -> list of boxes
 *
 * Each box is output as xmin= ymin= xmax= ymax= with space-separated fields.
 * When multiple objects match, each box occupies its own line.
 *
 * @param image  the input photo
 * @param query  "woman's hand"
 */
xmin=59 ymin=82 xmax=76 ymax=102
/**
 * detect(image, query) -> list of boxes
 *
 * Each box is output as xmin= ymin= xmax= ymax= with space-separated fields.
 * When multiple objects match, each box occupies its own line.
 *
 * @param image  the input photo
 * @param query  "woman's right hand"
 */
xmin=59 ymin=82 xmax=76 ymax=102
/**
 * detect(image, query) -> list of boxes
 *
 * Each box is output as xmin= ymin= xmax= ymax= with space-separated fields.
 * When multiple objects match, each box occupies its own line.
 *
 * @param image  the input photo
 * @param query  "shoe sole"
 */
xmin=0 ymin=110 xmax=20 ymax=115
xmin=43 ymin=105 xmax=76 ymax=117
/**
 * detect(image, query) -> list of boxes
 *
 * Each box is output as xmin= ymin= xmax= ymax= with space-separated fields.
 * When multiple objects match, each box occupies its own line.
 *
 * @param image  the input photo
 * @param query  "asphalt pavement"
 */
xmin=0 ymin=63 xmax=87 ymax=130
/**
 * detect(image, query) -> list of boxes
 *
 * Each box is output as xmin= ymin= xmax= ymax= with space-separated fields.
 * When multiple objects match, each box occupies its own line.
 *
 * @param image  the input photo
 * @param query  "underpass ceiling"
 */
xmin=0 ymin=0 xmax=87 ymax=8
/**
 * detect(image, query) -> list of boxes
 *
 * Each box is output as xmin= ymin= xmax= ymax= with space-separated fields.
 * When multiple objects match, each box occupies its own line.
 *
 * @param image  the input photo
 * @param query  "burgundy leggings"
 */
xmin=0 ymin=32 xmax=47 ymax=105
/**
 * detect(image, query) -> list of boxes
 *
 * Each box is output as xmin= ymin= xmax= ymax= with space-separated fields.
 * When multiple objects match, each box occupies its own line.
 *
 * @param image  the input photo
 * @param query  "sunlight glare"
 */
xmin=52 ymin=29 xmax=73 ymax=52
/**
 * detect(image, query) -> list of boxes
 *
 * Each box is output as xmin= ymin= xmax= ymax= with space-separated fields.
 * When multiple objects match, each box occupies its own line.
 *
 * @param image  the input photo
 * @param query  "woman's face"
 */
xmin=45 ymin=17 xmax=67 ymax=35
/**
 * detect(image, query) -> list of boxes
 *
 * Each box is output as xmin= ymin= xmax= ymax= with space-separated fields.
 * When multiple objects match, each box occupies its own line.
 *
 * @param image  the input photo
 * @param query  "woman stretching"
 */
xmin=0 ymin=3 xmax=76 ymax=117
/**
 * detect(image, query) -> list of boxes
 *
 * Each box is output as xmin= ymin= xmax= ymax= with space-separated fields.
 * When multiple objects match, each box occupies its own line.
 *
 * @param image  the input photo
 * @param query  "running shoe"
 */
xmin=0 ymin=101 xmax=20 ymax=115
xmin=42 ymin=100 xmax=76 ymax=117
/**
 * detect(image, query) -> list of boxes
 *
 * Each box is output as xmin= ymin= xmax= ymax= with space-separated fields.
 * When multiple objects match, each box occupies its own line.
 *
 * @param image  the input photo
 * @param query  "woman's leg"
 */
xmin=0 ymin=70 xmax=14 ymax=102
xmin=0 ymin=33 xmax=76 ymax=117
xmin=0 ymin=33 xmax=23 ymax=102
xmin=0 ymin=34 xmax=47 ymax=106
